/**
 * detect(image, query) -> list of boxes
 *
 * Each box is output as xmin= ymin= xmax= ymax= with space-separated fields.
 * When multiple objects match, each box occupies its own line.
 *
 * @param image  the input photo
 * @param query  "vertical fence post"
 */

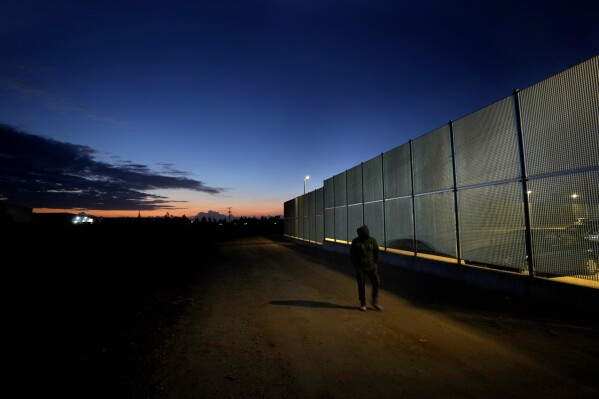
xmin=449 ymin=120 xmax=462 ymax=265
xmin=381 ymin=152 xmax=387 ymax=251
xmin=513 ymin=89 xmax=535 ymax=277
xmin=361 ymin=163 xmax=365 ymax=226
xmin=332 ymin=176 xmax=336 ymax=243
xmin=345 ymin=170 xmax=349 ymax=244
xmin=307 ymin=191 xmax=311 ymax=242
xmin=409 ymin=139 xmax=417 ymax=256
xmin=321 ymin=186 xmax=325 ymax=244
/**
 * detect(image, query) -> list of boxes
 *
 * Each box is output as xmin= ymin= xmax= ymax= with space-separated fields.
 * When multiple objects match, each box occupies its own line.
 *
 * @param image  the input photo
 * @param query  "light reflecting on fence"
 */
xmin=284 ymin=54 xmax=599 ymax=285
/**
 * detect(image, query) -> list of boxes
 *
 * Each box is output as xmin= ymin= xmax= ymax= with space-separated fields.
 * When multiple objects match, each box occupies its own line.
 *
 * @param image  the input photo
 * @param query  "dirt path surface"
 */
xmin=152 ymin=236 xmax=599 ymax=399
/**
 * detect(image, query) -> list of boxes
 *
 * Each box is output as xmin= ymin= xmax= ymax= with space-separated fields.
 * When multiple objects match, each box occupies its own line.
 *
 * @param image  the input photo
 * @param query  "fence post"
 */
xmin=332 ymin=176 xmax=336 ymax=243
xmin=449 ymin=120 xmax=462 ymax=266
xmin=361 ymin=162 xmax=365 ymax=226
xmin=409 ymin=139 xmax=417 ymax=256
xmin=345 ymin=170 xmax=349 ymax=244
xmin=321 ymin=186 xmax=325 ymax=244
xmin=513 ymin=89 xmax=535 ymax=277
xmin=381 ymin=152 xmax=387 ymax=251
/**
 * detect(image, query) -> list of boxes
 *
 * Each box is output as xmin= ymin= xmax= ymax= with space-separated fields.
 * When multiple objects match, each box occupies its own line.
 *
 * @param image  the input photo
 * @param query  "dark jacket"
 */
xmin=350 ymin=225 xmax=379 ymax=271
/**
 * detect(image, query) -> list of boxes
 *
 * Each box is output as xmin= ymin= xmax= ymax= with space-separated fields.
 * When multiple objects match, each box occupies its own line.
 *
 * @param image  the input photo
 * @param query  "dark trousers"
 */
xmin=355 ymin=267 xmax=380 ymax=304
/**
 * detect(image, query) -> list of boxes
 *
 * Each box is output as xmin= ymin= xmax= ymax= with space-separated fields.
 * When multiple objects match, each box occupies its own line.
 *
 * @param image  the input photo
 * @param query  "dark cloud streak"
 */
xmin=0 ymin=123 xmax=224 ymax=210
xmin=0 ymin=73 xmax=132 ymax=128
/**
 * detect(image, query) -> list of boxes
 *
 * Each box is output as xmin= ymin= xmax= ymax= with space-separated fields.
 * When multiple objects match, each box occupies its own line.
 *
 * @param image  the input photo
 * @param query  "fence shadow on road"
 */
xmin=284 ymin=240 xmax=598 ymax=326
xmin=269 ymin=300 xmax=356 ymax=310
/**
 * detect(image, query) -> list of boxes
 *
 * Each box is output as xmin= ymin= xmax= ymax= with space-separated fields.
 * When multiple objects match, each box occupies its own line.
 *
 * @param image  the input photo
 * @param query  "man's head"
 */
xmin=357 ymin=225 xmax=370 ymax=238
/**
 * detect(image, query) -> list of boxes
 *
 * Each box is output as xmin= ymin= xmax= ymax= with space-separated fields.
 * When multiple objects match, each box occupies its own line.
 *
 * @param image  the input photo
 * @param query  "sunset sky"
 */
xmin=1 ymin=1 xmax=598 ymax=218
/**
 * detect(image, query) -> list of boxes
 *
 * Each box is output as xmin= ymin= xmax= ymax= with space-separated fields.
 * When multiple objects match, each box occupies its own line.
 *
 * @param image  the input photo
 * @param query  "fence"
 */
xmin=284 ymin=55 xmax=599 ymax=285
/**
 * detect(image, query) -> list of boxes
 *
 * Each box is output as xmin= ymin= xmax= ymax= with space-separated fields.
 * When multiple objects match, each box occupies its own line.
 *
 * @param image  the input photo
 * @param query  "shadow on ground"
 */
xmin=269 ymin=300 xmax=357 ymax=310
xmin=284 ymin=239 xmax=599 ymax=327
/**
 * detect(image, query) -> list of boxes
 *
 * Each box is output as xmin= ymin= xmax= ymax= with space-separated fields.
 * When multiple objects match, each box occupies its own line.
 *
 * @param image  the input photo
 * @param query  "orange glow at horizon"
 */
xmin=33 ymin=204 xmax=284 ymax=219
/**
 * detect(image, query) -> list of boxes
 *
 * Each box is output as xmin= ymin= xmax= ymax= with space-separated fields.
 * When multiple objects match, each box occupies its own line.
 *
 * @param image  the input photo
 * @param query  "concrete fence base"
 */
xmin=287 ymin=236 xmax=599 ymax=314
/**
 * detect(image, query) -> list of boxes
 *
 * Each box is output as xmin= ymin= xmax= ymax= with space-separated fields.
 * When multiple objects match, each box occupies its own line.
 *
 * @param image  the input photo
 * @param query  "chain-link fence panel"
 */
xmin=347 ymin=164 xmax=362 ymax=206
xmin=528 ymin=170 xmax=599 ymax=280
xmin=520 ymin=55 xmax=599 ymax=177
xmin=335 ymin=206 xmax=348 ymax=243
xmin=412 ymin=125 xmax=453 ymax=194
xmin=315 ymin=187 xmax=324 ymax=243
xmin=383 ymin=143 xmax=412 ymax=199
xmin=414 ymin=192 xmax=456 ymax=259
xmin=458 ymin=183 xmax=527 ymax=271
xmin=385 ymin=197 xmax=414 ymax=251
xmin=364 ymin=155 xmax=383 ymax=202
xmin=364 ymin=201 xmax=384 ymax=248
xmin=453 ymin=97 xmax=521 ymax=187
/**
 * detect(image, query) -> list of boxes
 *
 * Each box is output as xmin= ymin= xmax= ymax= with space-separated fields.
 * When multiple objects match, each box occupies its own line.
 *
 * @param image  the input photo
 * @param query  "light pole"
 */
xmin=304 ymin=175 xmax=310 ymax=194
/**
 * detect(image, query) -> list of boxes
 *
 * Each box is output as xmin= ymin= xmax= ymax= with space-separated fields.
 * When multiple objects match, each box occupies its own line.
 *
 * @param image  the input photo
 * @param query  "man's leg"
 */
xmin=355 ymin=269 xmax=366 ymax=310
xmin=369 ymin=268 xmax=382 ymax=309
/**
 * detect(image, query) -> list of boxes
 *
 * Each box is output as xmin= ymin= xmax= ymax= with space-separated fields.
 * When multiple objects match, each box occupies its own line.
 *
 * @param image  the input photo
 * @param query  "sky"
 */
xmin=1 ymin=0 xmax=598 ymax=218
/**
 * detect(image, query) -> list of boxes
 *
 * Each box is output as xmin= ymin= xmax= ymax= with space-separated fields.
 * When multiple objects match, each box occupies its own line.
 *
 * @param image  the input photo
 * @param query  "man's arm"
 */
xmin=350 ymin=239 xmax=358 ymax=266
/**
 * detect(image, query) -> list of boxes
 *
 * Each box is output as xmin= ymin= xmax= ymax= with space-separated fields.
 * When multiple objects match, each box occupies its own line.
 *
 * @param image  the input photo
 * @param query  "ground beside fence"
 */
xmin=10 ymin=229 xmax=598 ymax=398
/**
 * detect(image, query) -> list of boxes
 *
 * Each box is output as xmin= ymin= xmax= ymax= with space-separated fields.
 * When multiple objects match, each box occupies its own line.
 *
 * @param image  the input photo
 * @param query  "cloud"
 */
xmin=0 ymin=74 xmax=131 ymax=128
xmin=0 ymin=123 xmax=225 ymax=210
xmin=195 ymin=210 xmax=232 ymax=221
xmin=156 ymin=162 xmax=192 ymax=177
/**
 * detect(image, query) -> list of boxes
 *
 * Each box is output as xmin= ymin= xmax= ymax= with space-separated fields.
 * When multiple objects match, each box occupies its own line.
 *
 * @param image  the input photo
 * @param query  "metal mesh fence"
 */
xmin=520 ymin=56 xmax=599 ymax=176
xmin=324 ymin=177 xmax=334 ymax=209
xmin=284 ymin=199 xmax=295 ymax=236
xmin=334 ymin=172 xmax=347 ymax=207
xmin=364 ymin=155 xmax=383 ymax=202
xmin=348 ymin=204 xmax=363 ymax=243
xmin=528 ymin=170 xmax=599 ymax=279
xmin=297 ymin=195 xmax=304 ymax=240
xmin=324 ymin=178 xmax=334 ymax=241
xmin=364 ymin=201 xmax=384 ymax=247
xmin=414 ymin=192 xmax=456 ymax=259
xmin=303 ymin=193 xmax=309 ymax=240
xmin=325 ymin=208 xmax=334 ymax=241
xmin=385 ymin=197 xmax=414 ymax=251
xmin=412 ymin=125 xmax=453 ymax=194
xmin=383 ymin=143 xmax=412 ymax=199
xmin=453 ymin=97 xmax=521 ymax=187
xmin=284 ymin=54 xmax=599 ymax=285
xmin=458 ymin=183 xmax=527 ymax=271
xmin=347 ymin=165 xmax=363 ymax=206
xmin=308 ymin=190 xmax=316 ymax=242
xmin=315 ymin=187 xmax=324 ymax=243
xmin=335 ymin=206 xmax=348 ymax=243
xmin=334 ymin=171 xmax=348 ymax=242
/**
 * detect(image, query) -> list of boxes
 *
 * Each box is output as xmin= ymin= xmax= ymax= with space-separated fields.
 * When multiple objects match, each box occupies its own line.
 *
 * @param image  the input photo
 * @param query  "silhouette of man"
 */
xmin=350 ymin=225 xmax=383 ymax=311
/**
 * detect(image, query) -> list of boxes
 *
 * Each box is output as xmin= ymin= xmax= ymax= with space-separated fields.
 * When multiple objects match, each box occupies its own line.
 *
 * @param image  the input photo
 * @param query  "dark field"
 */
xmin=6 ymin=223 xmax=599 ymax=398
xmin=6 ymin=223 xmax=275 ymax=398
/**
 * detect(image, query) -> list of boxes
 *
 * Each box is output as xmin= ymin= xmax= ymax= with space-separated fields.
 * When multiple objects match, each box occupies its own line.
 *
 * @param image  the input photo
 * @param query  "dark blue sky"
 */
xmin=1 ymin=0 xmax=598 ymax=216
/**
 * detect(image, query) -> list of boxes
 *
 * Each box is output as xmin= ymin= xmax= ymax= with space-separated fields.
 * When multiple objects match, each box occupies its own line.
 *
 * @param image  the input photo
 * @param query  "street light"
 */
xmin=304 ymin=175 xmax=310 ymax=194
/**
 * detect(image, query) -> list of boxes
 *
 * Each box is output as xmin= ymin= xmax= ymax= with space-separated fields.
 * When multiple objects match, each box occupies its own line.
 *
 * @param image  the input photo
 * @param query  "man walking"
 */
xmin=350 ymin=225 xmax=383 ymax=311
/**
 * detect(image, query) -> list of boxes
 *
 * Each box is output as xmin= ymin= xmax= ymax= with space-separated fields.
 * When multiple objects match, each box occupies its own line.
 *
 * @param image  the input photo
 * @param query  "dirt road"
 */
xmin=150 ymin=236 xmax=599 ymax=398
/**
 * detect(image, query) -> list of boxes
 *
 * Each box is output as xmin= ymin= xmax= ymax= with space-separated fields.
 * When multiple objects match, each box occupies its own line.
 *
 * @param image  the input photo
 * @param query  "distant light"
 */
xmin=571 ymin=193 xmax=579 ymax=199
xmin=527 ymin=190 xmax=532 ymax=194
xmin=304 ymin=175 xmax=310 ymax=180
xmin=73 ymin=215 xmax=94 ymax=224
